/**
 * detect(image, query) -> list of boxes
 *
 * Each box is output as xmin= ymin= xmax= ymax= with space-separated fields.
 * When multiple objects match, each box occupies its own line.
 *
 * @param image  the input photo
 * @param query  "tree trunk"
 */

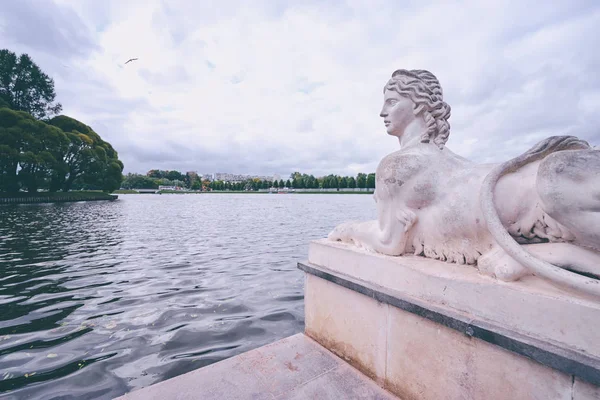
xmin=62 ymin=174 xmax=76 ymax=192
xmin=49 ymin=174 xmax=63 ymax=192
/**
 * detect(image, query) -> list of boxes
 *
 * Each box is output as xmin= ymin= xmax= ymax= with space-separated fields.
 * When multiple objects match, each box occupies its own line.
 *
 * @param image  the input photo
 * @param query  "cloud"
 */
xmin=2 ymin=0 xmax=600 ymax=177
xmin=0 ymin=0 xmax=99 ymax=59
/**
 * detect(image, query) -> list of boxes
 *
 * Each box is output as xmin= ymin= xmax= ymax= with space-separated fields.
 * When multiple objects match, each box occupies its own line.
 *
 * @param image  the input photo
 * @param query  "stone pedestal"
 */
xmin=300 ymin=239 xmax=600 ymax=400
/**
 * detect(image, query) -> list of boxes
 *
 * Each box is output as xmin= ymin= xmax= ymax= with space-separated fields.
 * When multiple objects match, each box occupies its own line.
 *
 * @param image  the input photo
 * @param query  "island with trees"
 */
xmin=0 ymin=49 xmax=123 ymax=203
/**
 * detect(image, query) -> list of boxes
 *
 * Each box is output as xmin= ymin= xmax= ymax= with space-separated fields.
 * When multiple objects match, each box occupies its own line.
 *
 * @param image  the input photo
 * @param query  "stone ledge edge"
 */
xmin=298 ymin=261 xmax=600 ymax=387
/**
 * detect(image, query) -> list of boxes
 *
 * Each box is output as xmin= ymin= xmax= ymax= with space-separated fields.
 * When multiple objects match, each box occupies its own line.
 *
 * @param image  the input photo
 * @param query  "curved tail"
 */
xmin=479 ymin=136 xmax=600 ymax=298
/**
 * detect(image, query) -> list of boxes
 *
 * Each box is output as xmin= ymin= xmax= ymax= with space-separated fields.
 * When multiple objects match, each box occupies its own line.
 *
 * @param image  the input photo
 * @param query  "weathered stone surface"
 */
xmin=304 ymin=273 xmax=388 ymax=383
xmin=114 ymin=333 xmax=397 ymax=400
xmin=282 ymin=362 xmax=396 ymax=400
xmin=301 ymin=255 xmax=600 ymax=399
xmin=574 ymin=378 xmax=600 ymax=400
xmin=385 ymin=306 xmax=572 ymax=400
xmin=308 ymin=239 xmax=600 ymax=359
xmin=385 ymin=304 xmax=475 ymax=400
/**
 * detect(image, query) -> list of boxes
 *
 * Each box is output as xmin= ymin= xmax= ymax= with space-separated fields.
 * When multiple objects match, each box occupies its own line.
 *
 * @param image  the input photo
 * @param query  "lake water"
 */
xmin=0 ymin=194 xmax=376 ymax=400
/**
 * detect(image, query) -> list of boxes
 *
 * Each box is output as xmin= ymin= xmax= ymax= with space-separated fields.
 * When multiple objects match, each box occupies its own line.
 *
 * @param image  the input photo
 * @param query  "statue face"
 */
xmin=380 ymin=89 xmax=415 ymax=137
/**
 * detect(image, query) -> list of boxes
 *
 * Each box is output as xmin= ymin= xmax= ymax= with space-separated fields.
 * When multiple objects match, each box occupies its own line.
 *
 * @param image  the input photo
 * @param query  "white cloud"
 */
xmin=2 ymin=0 xmax=600 ymax=177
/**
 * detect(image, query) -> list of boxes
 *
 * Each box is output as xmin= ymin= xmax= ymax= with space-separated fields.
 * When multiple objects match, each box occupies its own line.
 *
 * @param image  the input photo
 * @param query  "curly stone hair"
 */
xmin=384 ymin=69 xmax=451 ymax=149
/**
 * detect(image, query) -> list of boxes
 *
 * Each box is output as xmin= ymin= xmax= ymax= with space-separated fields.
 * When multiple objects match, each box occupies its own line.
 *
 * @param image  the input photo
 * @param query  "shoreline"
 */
xmin=114 ymin=190 xmax=374 ymax=195
xmin=0 ymin=191 xmax=118 ymax=204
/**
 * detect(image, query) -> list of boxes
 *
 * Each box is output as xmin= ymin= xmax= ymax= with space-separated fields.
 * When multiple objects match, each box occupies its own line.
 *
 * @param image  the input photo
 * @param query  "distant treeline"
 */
xmin=121 ymin=171 xmax=376 ymax=191
xmin=0 ymin=49 xmax=123 ymax=193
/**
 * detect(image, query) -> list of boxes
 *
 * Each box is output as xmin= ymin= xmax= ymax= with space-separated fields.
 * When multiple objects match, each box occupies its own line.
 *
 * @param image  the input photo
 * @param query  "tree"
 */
xmin=0 ymin=108 xmax=71 ymax=193
xmin=278 ymin=179 xmax=284 ymax=188
xmin=0 ymin=49 xmax=62 ymax=120
xmin=121 ymin=173 xmax=158 ymax=189
xmin=0 ymin=108 xmax=34 ymax=192
xmin=340 ymin=176 xmax=348 ymax=188
xmin=48 ymin=115 xmax=123 ymax=192
xmin=147 ymin=169 xmax=164 ymax=179
xmin=18 ymin=121 xmax=68 ymax=192
xmin=185 ymin=171 xmax=199 ymax=189
xmin=356 ymin=173 xmax=367 ymax=189
xmin=165 ymin=170 xmax=184 ymax=181
xmin=348 ymin=176 xmax=356 ymax=189
xmin=285 ymin=179 xmax=291 ymax=188
xmin=367 ymin=173 xmax=376 ymax=189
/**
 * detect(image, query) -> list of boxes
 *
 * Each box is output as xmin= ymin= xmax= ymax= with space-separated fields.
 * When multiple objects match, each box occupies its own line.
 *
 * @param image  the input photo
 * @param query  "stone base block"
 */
xmin=301 ymin=239 xmax=600 ymax=400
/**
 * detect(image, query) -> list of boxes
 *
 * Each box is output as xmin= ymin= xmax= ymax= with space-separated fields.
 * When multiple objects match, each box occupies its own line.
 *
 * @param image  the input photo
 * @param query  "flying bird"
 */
xmin=124 ymin=58 xmax=138 ymax=65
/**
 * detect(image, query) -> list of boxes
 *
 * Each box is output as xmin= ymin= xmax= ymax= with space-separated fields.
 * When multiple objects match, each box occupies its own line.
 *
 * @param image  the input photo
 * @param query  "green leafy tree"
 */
xmin=356 ymin=173 xmax=367 ymax=189
xmin=18 ymin=121 xmax=68 ymax=192
xmin=147 ymin=169 xmax=164 ymax=179
xmin=165 ymin=170 xmax=184 ymax=181
xmin=367 ymin=173 xmax=376 ymax=189
xmin=0 ymin=49 xmax=62 ymax=120
xmin=0 ymin=108 xmax=71 ymax=192
xmin=48 ymin=115 xmax=123 ymax=192
xmin=121 ymin=173 xmax=158 ymax=189
xmin=313 ymin=177 xmax=320 ymax=189
xmin=0 ymin=108 xmax=33 ymax=192
xmin=340 ymin=176 xmax=348 ymax=188
xmin=285 ymin=179 xmax=291 ymax=188
xmin=185 ymin=172 xmax=199 ymax=189
xmin=348 ymin=176 xmax=356 ymax=189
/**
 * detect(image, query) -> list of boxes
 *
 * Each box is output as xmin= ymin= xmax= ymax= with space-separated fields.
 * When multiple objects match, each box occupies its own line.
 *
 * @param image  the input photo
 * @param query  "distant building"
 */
xmin=158 ymin=185 xmax=182 ymax=191
xmin=199 ymin=172 xmax=277 ymax=183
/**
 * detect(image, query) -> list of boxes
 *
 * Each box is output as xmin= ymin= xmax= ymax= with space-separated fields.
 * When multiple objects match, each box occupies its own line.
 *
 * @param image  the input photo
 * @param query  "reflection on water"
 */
xmin=0 ymin=194 xmax=376 ymax=399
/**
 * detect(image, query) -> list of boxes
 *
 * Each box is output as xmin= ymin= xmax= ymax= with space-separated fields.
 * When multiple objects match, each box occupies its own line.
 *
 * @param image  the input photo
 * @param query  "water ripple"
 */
xmin=0 ymin=194 xmax=376 ymax=399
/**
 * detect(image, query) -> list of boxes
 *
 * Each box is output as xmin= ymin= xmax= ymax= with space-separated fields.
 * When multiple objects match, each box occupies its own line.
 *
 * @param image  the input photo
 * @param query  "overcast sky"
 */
xmin=2 ymin=0 xmax=599 ymax=178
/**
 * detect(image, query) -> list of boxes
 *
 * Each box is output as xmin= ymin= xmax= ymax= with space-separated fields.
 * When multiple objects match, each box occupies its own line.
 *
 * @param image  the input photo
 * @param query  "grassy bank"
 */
xmin=0 ymin=191 xmax=118 ymax=204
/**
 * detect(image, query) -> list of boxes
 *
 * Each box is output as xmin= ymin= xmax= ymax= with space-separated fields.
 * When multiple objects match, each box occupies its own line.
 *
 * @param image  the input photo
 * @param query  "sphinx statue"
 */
xmin=328 ymin=69 xmax=600 ymax=298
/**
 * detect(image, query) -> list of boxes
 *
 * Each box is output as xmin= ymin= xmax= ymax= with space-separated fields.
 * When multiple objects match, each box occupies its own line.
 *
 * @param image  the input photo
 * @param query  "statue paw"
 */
xmin=478 ymin=247 xmax=530 ymax=282
xmin=328 ymin=222 xmax=355 ymax=242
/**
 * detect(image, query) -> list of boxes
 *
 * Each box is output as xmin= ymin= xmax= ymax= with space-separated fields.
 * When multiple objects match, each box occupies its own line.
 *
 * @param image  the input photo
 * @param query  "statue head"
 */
xmin=381 ymin=69 xmax=451 ymax=149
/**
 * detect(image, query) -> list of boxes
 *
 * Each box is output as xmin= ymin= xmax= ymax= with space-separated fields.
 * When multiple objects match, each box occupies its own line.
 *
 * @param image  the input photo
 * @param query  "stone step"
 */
xmin=114 ymin=333 xmax=399 ymax=400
